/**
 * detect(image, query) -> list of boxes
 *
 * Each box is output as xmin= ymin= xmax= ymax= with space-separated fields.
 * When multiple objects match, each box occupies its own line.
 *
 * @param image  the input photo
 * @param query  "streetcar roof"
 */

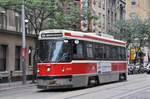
xmin=39 ymin=29 xmax=126 ymax=46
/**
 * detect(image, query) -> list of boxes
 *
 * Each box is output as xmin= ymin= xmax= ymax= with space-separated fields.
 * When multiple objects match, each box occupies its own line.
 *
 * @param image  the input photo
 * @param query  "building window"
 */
xmin=108 ymin=10 xmax=110 ymax=24
xmin=98 ymin=13 xmax=101 ymax=27
xmin=111 ymin=12 xmax=113 ymax=25
xmin=102 ymin=0 xmax=105 ymax=9
xmin=115 ymin=13 xmax=117 ymax=23
xmin=0 ymin=45 xmax=7 ymax=71
xmin=15 ymin=46 xmax=21 ymax=71
xmin=112 ymin=0 xmax=116 ymax=6
xmin=98 ymin=0 xmax=101 ymax=8
xmin=131 ymin=0 xmax=136 ymax=5
xmin=103 ymin=15 xmax=105 ymax=29
xmin=8 ymin=10 xmax=15 ymax=27
xmin=93 ymin=0 xmax=96 ymax=5
xmin=120 ymin=5 xmax=124 ymax=20
xmin=0 ymin=7 xmax=7 ymax=29
xmin=130 ymin=13 xmax=136 ymax=19
xmin=15 ymin=13 xmax=21 ymax=32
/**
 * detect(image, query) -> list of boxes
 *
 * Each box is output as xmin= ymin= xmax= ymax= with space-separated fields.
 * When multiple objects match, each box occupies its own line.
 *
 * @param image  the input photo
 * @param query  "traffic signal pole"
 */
xmin=21 ymin=0 xmax=26 ymax=84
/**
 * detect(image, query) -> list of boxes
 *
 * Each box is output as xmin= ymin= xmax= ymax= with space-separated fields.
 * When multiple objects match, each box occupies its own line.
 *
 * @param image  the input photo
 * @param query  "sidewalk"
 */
xmin=0 ymin=81 xmax=36 ymax=91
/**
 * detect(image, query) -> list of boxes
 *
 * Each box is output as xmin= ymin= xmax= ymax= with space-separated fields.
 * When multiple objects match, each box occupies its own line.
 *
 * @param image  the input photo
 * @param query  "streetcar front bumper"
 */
xmin=37 ymin=84 xmax=73 ymax=89
xmin=37 ymin=76 xmax=73 ymax=89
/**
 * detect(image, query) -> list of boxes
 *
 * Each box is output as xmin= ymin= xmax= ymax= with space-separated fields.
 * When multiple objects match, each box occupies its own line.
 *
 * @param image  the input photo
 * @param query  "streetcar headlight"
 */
xmin=62 ymin=66 xmax=65 ymax=72
xmin=47 ymin=66 xmax=51 ymax=72
xmin=37 ymin=69 xmax=40 ymax=73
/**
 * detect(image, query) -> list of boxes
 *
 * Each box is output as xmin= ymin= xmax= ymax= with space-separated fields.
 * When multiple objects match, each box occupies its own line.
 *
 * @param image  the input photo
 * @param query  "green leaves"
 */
xmin=110 ymin=18 xmax=150 ymax=48
xmin=0 ymin=0 xmax=96 ymax=35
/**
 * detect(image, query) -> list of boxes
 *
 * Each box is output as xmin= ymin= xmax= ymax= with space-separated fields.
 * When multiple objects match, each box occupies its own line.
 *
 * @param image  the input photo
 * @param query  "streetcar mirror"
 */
xmin=74 ymin=40 xmax=79 ymax=44
xmin=64 ymin=40 xmax=68 ymax=43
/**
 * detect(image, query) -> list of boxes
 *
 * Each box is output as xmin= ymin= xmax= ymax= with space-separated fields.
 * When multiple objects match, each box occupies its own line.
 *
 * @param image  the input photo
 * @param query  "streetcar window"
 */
xmin=93 ymin=43 xmax=103 ymax=60
xmin=72 ymin=40 xmax=84 ymax=59
xmin=103 ymin=44 xmax=107 ymax=59
xmin=118 ymin=47 xmax=126 ymax=61
xmin=93 ymin=43 xmax=100 ymax=59
xmin=106 ymin=45 xmax=110 ymax=60
xmin=109 ymin=46 xmax=113 ymax=59
xmin=38 ymin=40 xmax=71 ymax=63
xmin=86 ymin=42 xmax=94 ymax=59
xmin=116 ymin=47 xmax=120 ymax=60
xmin=112 ymin=46 xmax=117 ymax=60
xmin=122 ymin=47 xmax=126 ymax=61
xmin=99 ymin=44 xmax=104 ymax=59
xmin=118 ymin=47 xmax=121 ymax=60
xmin=120 ymin=47 xmax=124 ymax=60
xmin=71 ymin=40 xmax=126 ymax=61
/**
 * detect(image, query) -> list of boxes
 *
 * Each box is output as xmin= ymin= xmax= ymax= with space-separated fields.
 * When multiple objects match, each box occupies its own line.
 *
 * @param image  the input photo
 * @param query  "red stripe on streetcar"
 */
xmin=65 ymin=32 xmax=72 ymax=36
xmin=37 ymin=62 xmax=127 ymax=76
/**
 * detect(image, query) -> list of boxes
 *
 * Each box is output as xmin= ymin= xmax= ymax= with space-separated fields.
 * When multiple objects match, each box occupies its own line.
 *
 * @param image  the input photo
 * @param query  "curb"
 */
xmin=0 ymin=83 xmax=36 ymax=91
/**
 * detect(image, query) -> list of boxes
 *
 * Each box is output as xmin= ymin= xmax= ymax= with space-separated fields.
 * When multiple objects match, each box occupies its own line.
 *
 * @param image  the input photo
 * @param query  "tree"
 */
xmin=109 ymin=18 xmax=150 ymax=64
xmin=0 ymin=0 xmax=96 ymax=33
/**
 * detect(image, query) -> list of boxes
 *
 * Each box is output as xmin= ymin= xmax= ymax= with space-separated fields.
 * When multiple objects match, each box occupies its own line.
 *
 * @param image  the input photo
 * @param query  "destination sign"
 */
xmin=41 ymin=33 xmax=63 ymax=38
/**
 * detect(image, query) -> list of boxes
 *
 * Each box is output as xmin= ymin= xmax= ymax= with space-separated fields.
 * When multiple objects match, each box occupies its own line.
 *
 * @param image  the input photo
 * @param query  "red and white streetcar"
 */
xmin=37 ymin=29 xmax=127 ymax=89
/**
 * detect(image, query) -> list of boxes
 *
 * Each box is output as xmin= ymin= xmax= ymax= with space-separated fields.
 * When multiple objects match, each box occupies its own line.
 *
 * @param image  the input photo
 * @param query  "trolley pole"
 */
xmin=21 ymin=0 xmax=26 ymax=84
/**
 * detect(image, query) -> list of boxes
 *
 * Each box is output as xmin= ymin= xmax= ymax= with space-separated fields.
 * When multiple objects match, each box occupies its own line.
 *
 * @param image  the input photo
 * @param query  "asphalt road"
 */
xmin=0 ymin=74 xmax=150 ymax=99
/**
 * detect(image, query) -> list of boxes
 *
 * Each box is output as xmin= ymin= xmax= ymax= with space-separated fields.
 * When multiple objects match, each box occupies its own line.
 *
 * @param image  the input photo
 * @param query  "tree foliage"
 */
xmin=0 ymin=0 xmax=96 ymax=36
xmin=109 ymin=18 xmax=150 ymax=64
xmin=109 ymin=18 xmax=150 ymax=48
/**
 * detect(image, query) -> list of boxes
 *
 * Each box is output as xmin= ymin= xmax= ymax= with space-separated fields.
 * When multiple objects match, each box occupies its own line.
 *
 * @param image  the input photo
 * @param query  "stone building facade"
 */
xmin=91 ymin=0 xmax=126 ymax=34
xmin=126 ymin=0 xmax=150 ymax=20
xmin=91 ymin=0 xmax=107 ymax=33
xmin=0 ymin=8 xmax=35 ymax=83
xmin=106 ymin=0 xmax=126 ymax=33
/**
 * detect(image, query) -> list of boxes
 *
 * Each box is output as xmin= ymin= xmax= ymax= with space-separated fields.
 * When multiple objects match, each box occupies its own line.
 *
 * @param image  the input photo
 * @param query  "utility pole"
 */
xmin=21 ymin=0 xmax=26 ymax=84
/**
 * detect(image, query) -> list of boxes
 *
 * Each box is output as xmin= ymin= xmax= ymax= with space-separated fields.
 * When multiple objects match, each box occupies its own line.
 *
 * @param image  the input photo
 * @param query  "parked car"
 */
xmin=135 ymin=64 xmax=146 ymax=74
xmin=128 ymin=64 xmax=146 ymax=75
xmin=139 ymin=65 xmax=146 ymax=73
xmin=128 ymin=64 xmax=134 ymax=75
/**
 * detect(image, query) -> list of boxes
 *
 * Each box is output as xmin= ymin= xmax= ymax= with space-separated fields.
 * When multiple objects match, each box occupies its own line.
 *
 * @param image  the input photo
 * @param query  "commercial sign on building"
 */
xmin=80 ymin=0 xmax=88 ymax=32
xmin=130 ymin=48 xmax=139 ymax=60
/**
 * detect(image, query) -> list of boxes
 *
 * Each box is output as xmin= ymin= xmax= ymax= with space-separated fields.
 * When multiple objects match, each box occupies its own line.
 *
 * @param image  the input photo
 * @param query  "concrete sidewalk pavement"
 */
xmin=0 ymin=81 xmax=36 ymax=91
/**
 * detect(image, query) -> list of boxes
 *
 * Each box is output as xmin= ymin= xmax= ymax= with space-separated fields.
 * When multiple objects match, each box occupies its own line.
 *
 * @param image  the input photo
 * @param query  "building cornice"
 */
xmin=0 ymin=29 xmax=36 ymax=38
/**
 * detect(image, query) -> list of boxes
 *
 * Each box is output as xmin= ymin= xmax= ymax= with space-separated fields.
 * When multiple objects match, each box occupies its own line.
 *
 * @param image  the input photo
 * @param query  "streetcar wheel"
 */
xmin=119 ymin=73 xmax=127 ymax=81
xmin=88 ymin=76 xmax=99 ymax=87
xmin=123 ymin=73 xmax=127 ymax=81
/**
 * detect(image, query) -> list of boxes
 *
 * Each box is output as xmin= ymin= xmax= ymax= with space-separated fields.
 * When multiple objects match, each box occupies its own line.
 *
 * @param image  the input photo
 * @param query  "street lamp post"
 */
xmin=21 ymin=0 xmax=26 ymax=84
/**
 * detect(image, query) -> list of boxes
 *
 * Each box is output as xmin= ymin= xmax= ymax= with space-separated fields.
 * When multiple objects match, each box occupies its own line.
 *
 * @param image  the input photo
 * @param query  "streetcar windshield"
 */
xmin=38 ymin=40 xmax=71 ymax=63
